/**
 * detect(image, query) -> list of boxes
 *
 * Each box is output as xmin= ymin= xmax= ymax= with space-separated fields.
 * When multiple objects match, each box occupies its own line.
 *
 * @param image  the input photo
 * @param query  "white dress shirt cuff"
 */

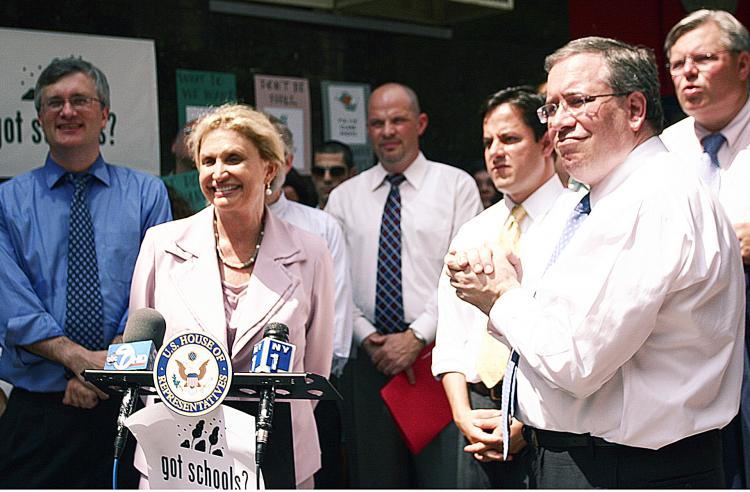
xmin=353 ymin=316 xmax=377 ymax=347
xmin=409 ymin=314 xmax=436 ymax=346
xmin=488 ymin=287 xmax=534 ymax=342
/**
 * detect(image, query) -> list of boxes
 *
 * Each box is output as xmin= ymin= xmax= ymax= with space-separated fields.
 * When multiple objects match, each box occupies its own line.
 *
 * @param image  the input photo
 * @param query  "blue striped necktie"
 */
xmin=64 ymin=173 xmax=104 ymax=350
xmin=375 ymin=174 xmax=407 ymax=334
xmin=500 ymin=193 xmax=591 ymax=459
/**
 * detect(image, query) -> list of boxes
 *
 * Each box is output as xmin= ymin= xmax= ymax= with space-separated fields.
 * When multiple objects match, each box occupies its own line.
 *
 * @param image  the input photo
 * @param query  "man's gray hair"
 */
xmin=266 ymin=114 xmax=294 ymax=193
xmin=664 ymin=9 xmax=750 ymax=57
xmin=34 ymin=56 xmax=110 ymax=113
xmin=545 ymin=36 xmax=664 ymax=134
xmin=267 ymin=114 xmax=294 ymax=158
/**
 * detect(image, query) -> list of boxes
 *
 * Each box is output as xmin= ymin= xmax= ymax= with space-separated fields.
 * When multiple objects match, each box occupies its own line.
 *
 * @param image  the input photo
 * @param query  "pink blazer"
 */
xmin=129 ymin=206 xmax=335 ymax=485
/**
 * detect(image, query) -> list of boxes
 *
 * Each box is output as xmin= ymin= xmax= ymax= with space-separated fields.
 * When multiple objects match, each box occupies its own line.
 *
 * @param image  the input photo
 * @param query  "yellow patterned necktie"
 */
xmin=475 ymin=205 xmax=527 ymax=389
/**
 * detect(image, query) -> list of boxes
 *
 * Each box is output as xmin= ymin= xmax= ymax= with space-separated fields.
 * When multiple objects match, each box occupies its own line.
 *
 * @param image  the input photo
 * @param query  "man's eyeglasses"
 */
xmin=42 ymin=95 xmax=102 ymax=112
xmin=536 ymin=92 xmax=629 ymax=124
xmin=666 ymin=50 xmax=734 ymax=75
xmin=311 ymin=165 xmax=347 ymax=178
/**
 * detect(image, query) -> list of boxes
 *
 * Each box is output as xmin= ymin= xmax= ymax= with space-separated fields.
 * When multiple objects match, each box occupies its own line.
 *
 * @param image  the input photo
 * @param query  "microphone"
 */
xmin=111 ymin=308 xmax=166 ymax=459
xmin=251 ymin=322 xmax=296 ymax=468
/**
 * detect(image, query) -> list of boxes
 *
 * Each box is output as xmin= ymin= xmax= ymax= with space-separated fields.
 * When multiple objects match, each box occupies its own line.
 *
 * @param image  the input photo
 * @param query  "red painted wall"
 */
xmin=568 ymin=0 xmax=750 ymax=95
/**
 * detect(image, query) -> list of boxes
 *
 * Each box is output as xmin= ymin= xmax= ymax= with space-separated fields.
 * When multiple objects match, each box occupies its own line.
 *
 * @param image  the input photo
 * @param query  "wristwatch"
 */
xmin=409 ymin=328 xmax=426 ymax=346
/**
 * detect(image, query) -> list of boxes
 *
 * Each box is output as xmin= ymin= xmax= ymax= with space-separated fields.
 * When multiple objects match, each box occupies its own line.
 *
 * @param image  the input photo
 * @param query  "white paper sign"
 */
xmin=0 ymin=28 xmax=159 ymax=176
xmin=126 ymin=402 xmax=263 ymax=490
xmin=264 ymin=107 xmax=304 ymax=171
xmin=325 ymin=84 xmax=368 ymax=145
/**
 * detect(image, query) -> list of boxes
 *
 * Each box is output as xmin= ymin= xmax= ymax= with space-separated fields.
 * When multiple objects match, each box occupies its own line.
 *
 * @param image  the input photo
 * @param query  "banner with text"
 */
xmin=321 ymin=81 xmax=373 ymax=171
xmin=127 ymin=402 xmax=262 ymax=489
xmin=176 ymin=69 xmax=237 ymax=131
xmin=254 ymin=75 xmax=311 ymax=174
xmin=0 ymin=28 xmax=159 ymax=177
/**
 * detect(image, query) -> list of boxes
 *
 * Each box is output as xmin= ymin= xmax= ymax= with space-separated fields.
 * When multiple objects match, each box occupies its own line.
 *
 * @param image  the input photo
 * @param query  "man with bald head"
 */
xmin=326 ymin=82 xmax=483 ymax=487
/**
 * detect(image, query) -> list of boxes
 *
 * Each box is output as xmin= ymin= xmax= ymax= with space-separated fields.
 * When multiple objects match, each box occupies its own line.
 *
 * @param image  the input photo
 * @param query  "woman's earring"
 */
xmin=265 ymin=182 xmax=273 ymax=196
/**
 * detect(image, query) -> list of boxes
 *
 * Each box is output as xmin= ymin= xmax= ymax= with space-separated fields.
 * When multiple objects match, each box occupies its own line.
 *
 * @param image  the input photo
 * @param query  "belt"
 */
xmin=468 ymin=381 xmax=502 ymax=401
xmin=524 ymin=427 xmax=617 ymax=449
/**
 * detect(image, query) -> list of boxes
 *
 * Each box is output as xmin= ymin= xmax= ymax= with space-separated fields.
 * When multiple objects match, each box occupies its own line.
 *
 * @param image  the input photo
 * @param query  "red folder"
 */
xmin=379 ymin=343 xmax=453 ymax=454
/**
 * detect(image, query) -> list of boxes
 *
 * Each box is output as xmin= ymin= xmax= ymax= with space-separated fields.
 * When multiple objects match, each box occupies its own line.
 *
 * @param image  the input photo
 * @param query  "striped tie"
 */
xmin=375 ymin=174 xmax=407 ymax=334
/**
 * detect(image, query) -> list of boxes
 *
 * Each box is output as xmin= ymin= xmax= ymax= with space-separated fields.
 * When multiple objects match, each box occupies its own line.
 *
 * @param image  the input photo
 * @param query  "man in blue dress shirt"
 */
xmin=0 ymin=57 xmax=171 ymax=488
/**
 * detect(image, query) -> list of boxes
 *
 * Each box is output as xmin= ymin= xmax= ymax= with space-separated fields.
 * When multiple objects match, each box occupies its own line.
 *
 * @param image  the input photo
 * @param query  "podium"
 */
xmin=84 ymin=370 xmax=341 ymax=489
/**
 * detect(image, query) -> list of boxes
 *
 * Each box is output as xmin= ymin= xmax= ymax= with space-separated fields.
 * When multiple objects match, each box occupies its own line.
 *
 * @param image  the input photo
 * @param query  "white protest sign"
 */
xmin=126 ymin=402 xmax=263 ymax=490
xmin=0 ymin=28 xmax=159 ymax=176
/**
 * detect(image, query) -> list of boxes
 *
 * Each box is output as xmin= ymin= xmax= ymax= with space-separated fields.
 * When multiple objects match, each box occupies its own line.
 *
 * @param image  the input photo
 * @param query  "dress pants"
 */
xmin=723 ymin=273 xmax=750 ymax=488
xmin=341 ymin=347 xmax=458 ymax=488
xmin=528 ymin=428 xmax=724 ymax=488
xmin=314 ymin=374 xmax=345 ymax=488
xmin=0 ymin=387 xmax=139 ymax=489
xmin=456 ymin=388 xmax=533 ymax=488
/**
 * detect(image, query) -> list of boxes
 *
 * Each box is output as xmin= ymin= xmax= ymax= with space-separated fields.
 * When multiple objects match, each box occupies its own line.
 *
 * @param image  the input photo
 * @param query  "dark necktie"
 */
xmin=64 ymin=173 xmax=104 ymax=350
xmin=375 ymin=174 xmax=407 ymax=334
xmin=701 ymin=133 xmax=725 ymax=192
xmin=702 ymin=133 xmax=726 ymax=168
xmin=500 ymin=193 xmax=591 ymax=459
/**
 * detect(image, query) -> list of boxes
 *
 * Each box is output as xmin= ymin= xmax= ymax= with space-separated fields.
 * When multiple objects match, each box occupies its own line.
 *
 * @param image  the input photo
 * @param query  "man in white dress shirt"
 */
xmin=433 ymin=86 xmax=579 ymax=488
xmin=326 ymin=82 xmax=483 ymax=488
xmin=660 ymin=11 xmax=750 ymax=486
xmin=447 ymin=37 xmax=745 ymax=488
xmin=265 ymin=116 xmax=353 ymax=488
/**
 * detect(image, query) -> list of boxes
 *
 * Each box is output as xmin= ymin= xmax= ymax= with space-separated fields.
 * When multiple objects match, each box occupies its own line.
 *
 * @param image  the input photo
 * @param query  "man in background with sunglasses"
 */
xmin=312 ymin=140 xmax=357 ymax=209
xmin=661 ymin=10 xmax=750 ymax=487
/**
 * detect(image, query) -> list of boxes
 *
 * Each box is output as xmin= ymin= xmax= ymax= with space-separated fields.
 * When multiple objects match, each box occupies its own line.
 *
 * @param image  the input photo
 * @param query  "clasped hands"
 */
xmin=457 ymin=409 xmax=527 ymax=462
xmin=63 ymin=346 xmax=109 ymax=409
xmin=363 ymin=330 xmax=423 ymax=384
xmin=445 ymin=241 xmax=523 ymax=315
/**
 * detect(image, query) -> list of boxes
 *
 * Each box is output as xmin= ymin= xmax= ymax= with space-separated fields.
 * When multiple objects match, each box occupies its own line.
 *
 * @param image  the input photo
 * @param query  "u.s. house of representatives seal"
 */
xmin=154 ymin=332 xmax=232 ymax=417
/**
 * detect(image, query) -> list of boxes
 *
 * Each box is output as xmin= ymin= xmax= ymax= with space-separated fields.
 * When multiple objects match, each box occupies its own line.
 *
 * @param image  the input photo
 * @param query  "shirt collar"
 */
xmin=44 ymin=153 xmax=110 ymax=189
xmin=590 ymin=136 xmax=666 ymax=207
xmin=268 ymin=192 xmax=290 ymax=215
xmin=505 ymin=174 xmax=565 ymax=224
xmin=693 ymin=94 xmax=750 ymax=151
xmin=369 ymin=152 xmax=428 ymax=191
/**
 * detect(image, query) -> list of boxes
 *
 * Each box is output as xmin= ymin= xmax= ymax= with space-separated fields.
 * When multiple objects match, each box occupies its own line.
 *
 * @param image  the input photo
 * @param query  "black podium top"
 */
xmin=83 ymin=370 xmax=341 ymax=401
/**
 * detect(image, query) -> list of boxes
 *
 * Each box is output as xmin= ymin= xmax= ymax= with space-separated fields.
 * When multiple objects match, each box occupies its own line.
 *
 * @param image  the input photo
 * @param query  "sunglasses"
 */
xmin=311 ymin=165 xmax=347 ymax=178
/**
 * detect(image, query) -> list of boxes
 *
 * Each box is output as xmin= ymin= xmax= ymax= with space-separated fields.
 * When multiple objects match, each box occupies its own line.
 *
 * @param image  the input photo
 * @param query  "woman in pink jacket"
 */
xmin=129 ymin=104 xmax=335 ymax=488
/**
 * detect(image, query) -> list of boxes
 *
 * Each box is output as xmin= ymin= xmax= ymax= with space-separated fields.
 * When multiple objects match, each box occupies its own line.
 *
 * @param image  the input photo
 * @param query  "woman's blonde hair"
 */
xmin=188 ymin=104 xmax=285 ymax=175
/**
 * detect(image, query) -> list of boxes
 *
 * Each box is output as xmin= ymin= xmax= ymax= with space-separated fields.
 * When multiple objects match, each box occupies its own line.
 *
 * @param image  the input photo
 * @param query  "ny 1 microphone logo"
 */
xmin=104 ymin=341 xmax=156 ymax=371
xmin=251 ymin=339 xmax=295 ymax=373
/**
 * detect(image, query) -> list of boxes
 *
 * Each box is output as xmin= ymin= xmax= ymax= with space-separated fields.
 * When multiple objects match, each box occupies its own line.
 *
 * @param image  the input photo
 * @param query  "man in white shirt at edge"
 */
xmin=432 ymin=86 xmax=580 ymax=488
xmin=446 ymin=37 xmax=745 ymax=488
xmin=660 ymin=11 xmax=750 ymax=487
xmin=325 ymin=82 xmax=483 ymax=488
xmin=265 ymin=116 xmax=354 ymax=488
